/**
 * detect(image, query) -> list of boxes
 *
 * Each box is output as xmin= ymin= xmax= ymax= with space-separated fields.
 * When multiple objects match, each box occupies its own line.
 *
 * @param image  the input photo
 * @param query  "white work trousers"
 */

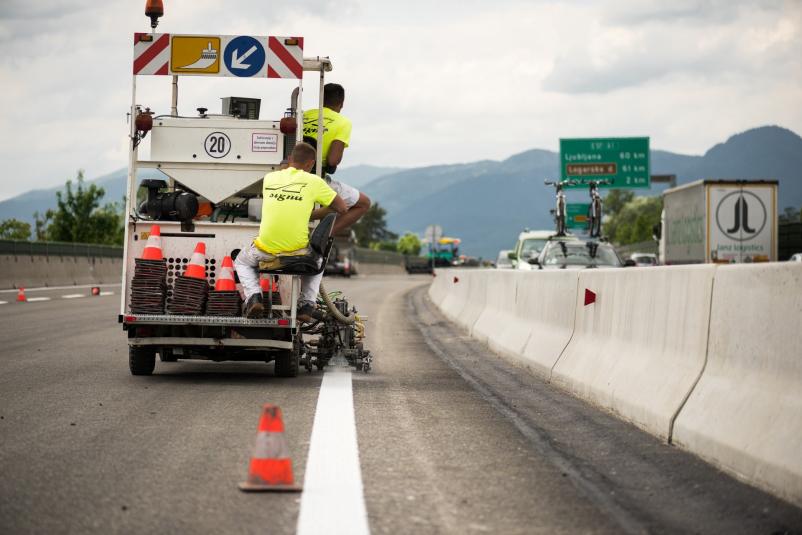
xmin=234 ymin=243 xmax=322 ymax=307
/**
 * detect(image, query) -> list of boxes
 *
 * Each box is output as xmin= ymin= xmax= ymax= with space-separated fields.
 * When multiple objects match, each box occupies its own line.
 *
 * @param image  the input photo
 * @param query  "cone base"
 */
xmin=237 ymin=481 xmax=302 ymax=492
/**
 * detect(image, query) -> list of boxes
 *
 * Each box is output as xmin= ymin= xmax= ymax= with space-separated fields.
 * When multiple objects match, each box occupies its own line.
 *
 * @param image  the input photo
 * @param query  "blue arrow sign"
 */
xmin=224 ymin=36 xmax=265 ymax=77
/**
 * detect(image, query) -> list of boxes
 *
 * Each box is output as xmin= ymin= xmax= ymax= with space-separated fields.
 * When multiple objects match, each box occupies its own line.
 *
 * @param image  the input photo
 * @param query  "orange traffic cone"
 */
xmin=16 ymin=287 xmax=26 ymax=302
xmin=239 ymin=405 xmax=301 ymax=492
xmin=214 ymin=256 xmax=236 ymax=291
xmin=142 ymin=225 xmax=163 ymax=260
xmin=183 ymin=242 xmax=206 ymax=279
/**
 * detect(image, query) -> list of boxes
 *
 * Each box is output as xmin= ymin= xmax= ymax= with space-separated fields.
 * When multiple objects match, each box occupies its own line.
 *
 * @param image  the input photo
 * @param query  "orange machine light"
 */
xmin=145 ymin=0 xmax=164 ymax=29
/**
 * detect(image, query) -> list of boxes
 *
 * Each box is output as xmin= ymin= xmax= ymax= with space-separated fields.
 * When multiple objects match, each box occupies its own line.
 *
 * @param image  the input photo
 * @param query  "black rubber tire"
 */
xmin=129 ymin=346 xmax=156 ymax=376
xmin=274 ymin=348 xmax=299 ymax=377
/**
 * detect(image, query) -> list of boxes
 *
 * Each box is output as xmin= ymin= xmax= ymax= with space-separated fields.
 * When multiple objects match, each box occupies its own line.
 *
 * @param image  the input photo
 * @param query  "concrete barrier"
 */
xmin=550 ymin=265 xmax=715 ymax=439
xmin=428 ymin=270 xmax=450 ymax=307
xmin=672 ymin=263 xmax=802 ymax=506
xmin=518 ymin=270 xmax=580 ymax=379
xmin=0 ymin=254 xmax=123 ymax=289
xmin=456 ymin=270 xmax=489 ymax=334
xmin=472 ymin=270 xmax=519 ymax=347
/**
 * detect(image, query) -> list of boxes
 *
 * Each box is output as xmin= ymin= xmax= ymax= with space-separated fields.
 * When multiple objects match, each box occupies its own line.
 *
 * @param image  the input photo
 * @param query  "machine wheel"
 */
xmin=129 ymin=346 xmax=156 ymax=376
xmin=274 ymin=348 xmax=299 ymax=377
xmin=274 ymin=333 xmax=301 ymax=378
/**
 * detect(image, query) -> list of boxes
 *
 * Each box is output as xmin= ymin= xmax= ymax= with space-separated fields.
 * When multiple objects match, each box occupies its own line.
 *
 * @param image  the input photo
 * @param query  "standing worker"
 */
xmin=234 ymin=143 xmax=347 ymax=321
xmin=302 ymin=83 xmax=371 ymax=234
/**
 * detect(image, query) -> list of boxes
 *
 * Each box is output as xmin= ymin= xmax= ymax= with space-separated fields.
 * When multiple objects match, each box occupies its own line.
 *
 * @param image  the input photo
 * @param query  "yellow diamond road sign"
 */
xmin=170 ymin=36 xmax=221 ymax=75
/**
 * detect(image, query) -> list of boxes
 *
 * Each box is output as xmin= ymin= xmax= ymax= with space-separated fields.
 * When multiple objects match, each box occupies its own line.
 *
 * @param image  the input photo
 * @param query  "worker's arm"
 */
xmin=310 ymin=194 xmax=347 ymax=220
xmin=325 ymin=140 xmax=346 ymax=170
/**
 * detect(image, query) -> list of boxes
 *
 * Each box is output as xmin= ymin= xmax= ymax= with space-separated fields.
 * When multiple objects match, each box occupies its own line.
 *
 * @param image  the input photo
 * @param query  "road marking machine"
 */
xmin=120 ymin=3 xmax=371 ymax=376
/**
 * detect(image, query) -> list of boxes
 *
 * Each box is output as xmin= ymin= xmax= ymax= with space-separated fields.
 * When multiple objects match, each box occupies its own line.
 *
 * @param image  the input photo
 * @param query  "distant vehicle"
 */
xmin=535 ymin=240 xmax=626 ymax=270
xmin=496 ymin=250 xmax=514 ymax=269
xmin=660 ymin=180 xmax=778 ymax=264
xmin=790 ymin=253 xmax=802 ymax=262
xmin=511 ymin=230 xmax=577 ymax=270
xmin=325 ymin=230 xmax=357 ymax=277
xmin=630 ymin=253 xmax=658 ymax=267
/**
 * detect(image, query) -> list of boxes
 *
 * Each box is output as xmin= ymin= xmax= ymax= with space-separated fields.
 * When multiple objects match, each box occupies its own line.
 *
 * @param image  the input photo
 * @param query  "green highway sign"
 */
xmin=560 ymin=137 xmax=650 ymax=189
xmin=566 ymin=203 xmax=590 ymax=229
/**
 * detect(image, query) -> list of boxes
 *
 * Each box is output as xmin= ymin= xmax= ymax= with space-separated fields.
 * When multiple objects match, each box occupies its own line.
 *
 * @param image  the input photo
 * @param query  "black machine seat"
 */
xmin=257 ymin=213 xmax=336 ymax=276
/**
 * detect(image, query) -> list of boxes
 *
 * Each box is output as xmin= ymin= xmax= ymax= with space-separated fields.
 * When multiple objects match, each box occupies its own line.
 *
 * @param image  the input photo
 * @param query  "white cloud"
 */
xmin=0 ymin=0 xmax=800 ymax=200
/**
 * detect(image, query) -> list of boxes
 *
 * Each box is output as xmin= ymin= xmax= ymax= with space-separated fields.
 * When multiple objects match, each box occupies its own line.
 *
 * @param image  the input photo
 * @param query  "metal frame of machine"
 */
xmin=118 ymin=19 xmax=359 ymax=376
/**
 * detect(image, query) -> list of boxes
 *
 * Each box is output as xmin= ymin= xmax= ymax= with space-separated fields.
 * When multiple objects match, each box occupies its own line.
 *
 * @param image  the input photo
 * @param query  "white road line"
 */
xmin=26 ymin=297 xmax=51 ymax=302
xmin=297 ymin=365 xmax=370 ymax=535
xmin=99 ymin=291 xmax=114 ymax=296
xmin=0 ymin=301 xmax=7 ymax=305
xmin=62 ymin=294 xmax=85 ymax=299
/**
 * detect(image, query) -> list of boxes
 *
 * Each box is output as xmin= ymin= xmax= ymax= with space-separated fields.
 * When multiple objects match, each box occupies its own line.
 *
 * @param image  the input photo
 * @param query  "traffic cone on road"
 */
xmin=16 ymin=287 xmax=26 ymax=302
xmin=182 ymin=242 xmax=206 ymax=280
xmin=214 ymin=256 xmax=236 ymax=291
xmin=239 ymin=404 xmax=301 ymax=492
xmin=141 ymin=224 xmax=163 ymax=261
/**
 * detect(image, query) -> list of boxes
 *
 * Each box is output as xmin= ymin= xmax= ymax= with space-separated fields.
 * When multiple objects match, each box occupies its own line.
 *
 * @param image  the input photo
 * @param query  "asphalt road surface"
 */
xmin=1 ymin=274 xmax=801 ymax=534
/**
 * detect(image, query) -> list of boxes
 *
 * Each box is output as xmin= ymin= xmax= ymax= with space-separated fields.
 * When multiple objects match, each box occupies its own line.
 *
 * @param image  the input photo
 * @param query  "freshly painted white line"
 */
xmin=99 ymin=291 xmax=114 ymax=296
xmin=62 ymin=294 xmax=85 ymax=299
xmin=0 ymin=283 xmax=121 ymax=294
xmin=297 ymin=365 xmax=370 ymax=535
xmin=26 ymin=297 xmax=51 ymax=302
xmin=0 ymin=300 xmax=7 ymax=305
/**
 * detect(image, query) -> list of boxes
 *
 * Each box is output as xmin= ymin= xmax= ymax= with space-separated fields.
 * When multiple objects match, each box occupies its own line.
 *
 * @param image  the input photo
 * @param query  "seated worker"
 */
xmin=302 ymin=83 xmax=371 ymax=235
xmin=234 ymin=142 xmax=347 ymax=321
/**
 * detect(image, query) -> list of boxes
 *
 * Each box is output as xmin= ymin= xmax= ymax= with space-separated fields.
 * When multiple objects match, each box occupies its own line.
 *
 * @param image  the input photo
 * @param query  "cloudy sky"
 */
xmin=0 ymin=0 xmax=800 ymax=200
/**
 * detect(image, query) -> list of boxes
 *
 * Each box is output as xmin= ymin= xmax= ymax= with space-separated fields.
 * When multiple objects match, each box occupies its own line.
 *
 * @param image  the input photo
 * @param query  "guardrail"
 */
xmin=353 ymin=247 xmax=405 ymax=265
xmin=0 ymin=240 xmax=123 ymax=258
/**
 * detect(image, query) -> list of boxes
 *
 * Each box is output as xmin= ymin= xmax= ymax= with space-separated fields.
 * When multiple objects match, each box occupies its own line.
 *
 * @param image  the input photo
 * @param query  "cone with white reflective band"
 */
xmin=206 ymin=256 xmax=241 ymax=317
xmin=238 ymin=404 xmax=301 ymax=492
xmin=167 ymin=242 xmax=208 ymax=315
xmin=141 ymin=224 xmax=163 ymax=261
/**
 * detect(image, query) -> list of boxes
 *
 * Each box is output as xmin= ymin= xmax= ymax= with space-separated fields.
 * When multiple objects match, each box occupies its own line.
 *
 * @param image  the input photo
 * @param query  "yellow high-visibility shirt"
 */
xmin=302 ymin=107 xmax=352 ymax=166
xmin=254 ymin=167 xmax=337 ymax=254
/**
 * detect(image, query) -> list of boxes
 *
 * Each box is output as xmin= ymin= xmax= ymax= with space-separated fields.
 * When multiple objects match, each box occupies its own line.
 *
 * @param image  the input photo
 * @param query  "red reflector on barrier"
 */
xmin=124 ymin=315 xmax=137 ymax=322
xmin=278 ymin=319 xmax=289 ymax=326
xmin=584 ymin=289 xmax=596 ymax=306
xmin=453 ymin=276 xmax=459 ymax=283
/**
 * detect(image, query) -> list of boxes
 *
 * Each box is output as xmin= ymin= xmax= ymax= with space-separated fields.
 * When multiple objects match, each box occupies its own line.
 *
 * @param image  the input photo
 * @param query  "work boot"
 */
xmin=297 ymin=303 xmax=325 ymax=323
xmin=243 ymin=293 xmax=264 ymax=319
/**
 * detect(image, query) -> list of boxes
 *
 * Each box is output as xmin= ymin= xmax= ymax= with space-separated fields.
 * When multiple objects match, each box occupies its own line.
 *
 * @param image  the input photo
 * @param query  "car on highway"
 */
xmin=496 ymin=250 xmax=514 ymax=269
xmin=629 ymin=253 xmax=658 ymax=266
xmin=789 ymin=253 xmax=802 ymax=262
xmin=510 ymin=230 xmax=577 ymax=270
xmin=534 ymin=240 xmax=628 ymax=269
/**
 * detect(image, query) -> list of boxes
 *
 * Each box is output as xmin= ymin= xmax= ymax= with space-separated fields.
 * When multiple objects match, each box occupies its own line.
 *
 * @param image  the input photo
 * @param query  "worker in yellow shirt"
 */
xmin=234 ymin=142 xmax=347 ymax=320
xmin=302 ymin=83 xmax=371 ymax=235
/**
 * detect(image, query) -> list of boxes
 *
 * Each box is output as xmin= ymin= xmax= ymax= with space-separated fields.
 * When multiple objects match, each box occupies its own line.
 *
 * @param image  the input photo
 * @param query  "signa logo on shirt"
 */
xmin=264 ymin=182 xmax=308 ymax=202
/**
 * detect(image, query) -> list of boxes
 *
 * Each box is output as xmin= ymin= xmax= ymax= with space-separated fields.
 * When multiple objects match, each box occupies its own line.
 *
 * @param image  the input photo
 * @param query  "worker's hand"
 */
xmin=329 ymin=194 xmax=348 ymax=215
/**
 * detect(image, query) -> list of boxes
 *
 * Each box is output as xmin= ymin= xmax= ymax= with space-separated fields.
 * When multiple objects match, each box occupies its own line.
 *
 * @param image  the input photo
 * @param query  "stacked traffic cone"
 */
xmin=129 ymin=225 xmax=167 ymax=314
xmin=206 ymin=256 xmax=241 ymax=317
xmin=16 ymin=287 xmax=26 ymax=302
xmin=239 ymin=405 xmax=301 ymax=492
xmin=167 ymin=242 xmax=208 ymax=315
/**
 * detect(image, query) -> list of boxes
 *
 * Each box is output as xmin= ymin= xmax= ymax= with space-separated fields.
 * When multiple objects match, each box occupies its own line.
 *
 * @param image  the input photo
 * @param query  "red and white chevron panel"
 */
xmin=267 ymin=36 xmax=304 ymax=79
xmin=133 ymin=33 xmax=170 ymax=75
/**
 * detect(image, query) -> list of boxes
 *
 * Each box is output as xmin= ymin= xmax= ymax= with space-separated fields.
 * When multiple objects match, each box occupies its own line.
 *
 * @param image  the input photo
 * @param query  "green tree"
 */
xmin=779 ymin=206 xmax=801 ymax=223
xmin=39 ymin=171 xmax=124 ymax=245
xmin=602 ymin=189 xmax=636 ymax=239
xmin=396 ymin=232 xmax=421 ymax=255
xmin=0 ymin=218 xmax=32 ymax=240
xmin=608 ymin=196 xmax=663 ymax=245
xmin=352 ymin=203 xmax=398 ymax=247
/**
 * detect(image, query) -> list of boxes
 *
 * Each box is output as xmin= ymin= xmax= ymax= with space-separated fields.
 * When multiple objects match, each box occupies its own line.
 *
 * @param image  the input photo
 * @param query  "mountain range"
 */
xmin=362 ymin=125 xmax=802 ymax=258
xmin=2 ymin=126 xmax=800 ymax=258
